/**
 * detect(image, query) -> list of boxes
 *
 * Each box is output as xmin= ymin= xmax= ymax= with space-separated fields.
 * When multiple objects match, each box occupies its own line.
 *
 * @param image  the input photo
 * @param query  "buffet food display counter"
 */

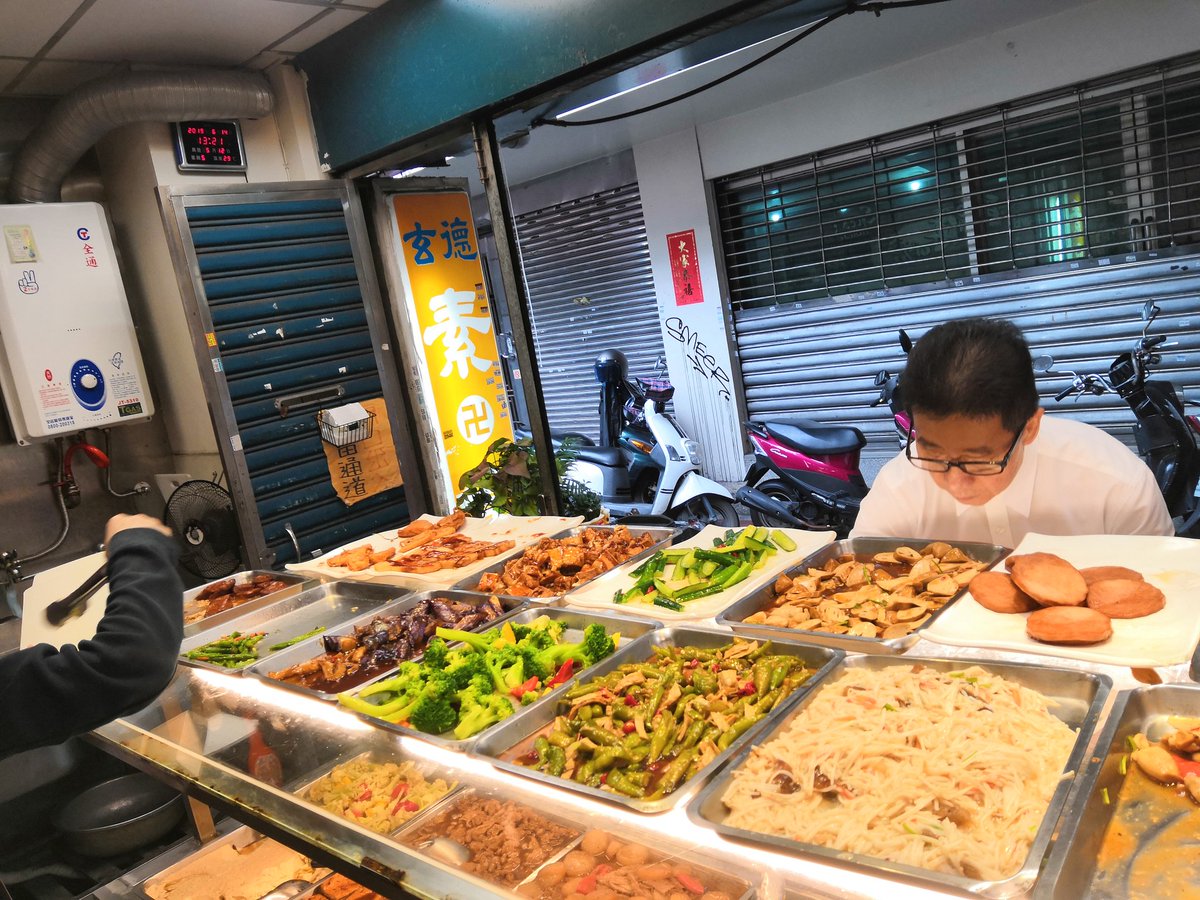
xmin=82 ymin=524 xmax=1200 ymax=899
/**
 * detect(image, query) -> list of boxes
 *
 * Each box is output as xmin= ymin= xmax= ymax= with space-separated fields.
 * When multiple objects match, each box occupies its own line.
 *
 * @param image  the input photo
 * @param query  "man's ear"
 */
xmin=1024 ymin=408 xmax=1045 ymax=444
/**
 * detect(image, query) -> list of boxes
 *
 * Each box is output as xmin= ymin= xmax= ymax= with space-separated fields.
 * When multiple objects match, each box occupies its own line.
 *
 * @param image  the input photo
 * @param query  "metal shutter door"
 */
xmin=166 ymin=186 xmax=421 ymax=567
xmin=732 ymin=255 xmax=1200 ymax=467
xmin=515 ymin=183 xmax=667 ymax=440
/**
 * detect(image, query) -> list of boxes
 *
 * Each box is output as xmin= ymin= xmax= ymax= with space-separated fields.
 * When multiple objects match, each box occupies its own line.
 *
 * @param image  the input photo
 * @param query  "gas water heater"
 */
xmin=0 ymin=201 xmax=154 ymax=444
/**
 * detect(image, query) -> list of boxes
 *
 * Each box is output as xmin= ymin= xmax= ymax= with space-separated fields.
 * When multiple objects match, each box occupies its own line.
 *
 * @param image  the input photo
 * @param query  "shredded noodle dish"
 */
xmin=719 ymin=664 xmax=1077 ymax=881
xmin=305 ymin=759 xmax=455 ymax=834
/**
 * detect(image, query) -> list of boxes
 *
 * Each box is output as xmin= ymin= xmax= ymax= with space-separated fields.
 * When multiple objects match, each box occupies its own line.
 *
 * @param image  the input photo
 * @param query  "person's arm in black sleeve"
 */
xmin=0 ymin=518 xmax=183 ymax=758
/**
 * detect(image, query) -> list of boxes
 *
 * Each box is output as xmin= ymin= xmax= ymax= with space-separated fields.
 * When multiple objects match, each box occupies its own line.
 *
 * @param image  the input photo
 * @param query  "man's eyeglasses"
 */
xmin=905 ymin=424 xmax=1026 ymax=476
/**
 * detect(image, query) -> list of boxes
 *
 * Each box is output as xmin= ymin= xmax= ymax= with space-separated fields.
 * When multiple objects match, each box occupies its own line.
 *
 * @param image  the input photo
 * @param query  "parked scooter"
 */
xmin=737 ymin=335 xmax=912 ymax=537
xmin=1034 ymin=300 xmax=1200 ymax=537
xmin=566 ymin=350 xmax=740 ymax=526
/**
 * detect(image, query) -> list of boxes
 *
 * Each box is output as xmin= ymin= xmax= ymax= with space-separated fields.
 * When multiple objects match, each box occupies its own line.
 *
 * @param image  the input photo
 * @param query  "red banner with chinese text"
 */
xmin=666 ymin=229 xmax=704 ymax=306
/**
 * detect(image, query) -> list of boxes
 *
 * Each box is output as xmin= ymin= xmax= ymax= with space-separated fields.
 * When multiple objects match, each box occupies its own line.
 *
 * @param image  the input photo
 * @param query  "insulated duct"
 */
xmin=8 ymin=69 xmax=274 ymax=204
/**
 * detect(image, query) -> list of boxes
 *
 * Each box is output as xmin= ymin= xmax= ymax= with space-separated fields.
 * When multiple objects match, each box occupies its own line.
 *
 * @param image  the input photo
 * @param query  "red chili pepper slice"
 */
xmin=354 ymin=788 xmax=372 ymax=801
xmin=1175 ymin=754 xmax=1200 ymax=779
xmin=546 ymin=659 xmax=576 ymax=687
xmin=510 ymin=675 xmax=540 ymax=699
xmin=390 ymin=781 xmax=409 ymax=800
xmin=675 ymin=870 xmax=706 ymax=894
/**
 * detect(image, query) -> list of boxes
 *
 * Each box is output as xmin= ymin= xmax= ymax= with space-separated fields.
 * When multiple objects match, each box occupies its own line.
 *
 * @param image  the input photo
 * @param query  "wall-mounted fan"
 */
xmin=163 ymin=479 xmax=242 ymax=579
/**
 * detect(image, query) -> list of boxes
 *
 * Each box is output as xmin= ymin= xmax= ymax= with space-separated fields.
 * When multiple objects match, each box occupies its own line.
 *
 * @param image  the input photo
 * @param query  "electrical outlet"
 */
xmin=154 ymin=473 xmax=193 ymax=505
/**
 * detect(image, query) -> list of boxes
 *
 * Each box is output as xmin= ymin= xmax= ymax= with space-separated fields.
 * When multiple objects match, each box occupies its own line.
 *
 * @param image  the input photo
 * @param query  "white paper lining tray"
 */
xmin=1036 ymin=683 xmax=1200 ymax=899
xmin=922 ymin=532 xmax=1200 ymax=667
xmin=563 ymin=524 xmax=836 ymax=620
xmin=687 ymin=653 xmax=1112 ymax=899
xmin=450 ymin=523 xmax=676 ymax=603
xmin=182 ymin=570 xmax=312 ymax=638
xmin=338 ymin=606 xmax=660 ymax=751
xmin=471 ymin=625 xmax=844 ymax=814
xmin=284 ymin=514 xmax=584 ymax=587
xmin=179 ymin=581 xmax=413 ymax=674
xmin=718 ymin=536 xmax=1009 ymax=654
xmin=243 ymin=591 xmax=524 ymax=701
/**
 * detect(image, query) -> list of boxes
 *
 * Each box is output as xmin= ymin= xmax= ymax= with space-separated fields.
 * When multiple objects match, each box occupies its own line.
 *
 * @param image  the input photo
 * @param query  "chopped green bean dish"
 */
xmin=613 ymin=526 xmax=797 ymax=610
xmin=510 ymin=638 xmax=812 ymax=800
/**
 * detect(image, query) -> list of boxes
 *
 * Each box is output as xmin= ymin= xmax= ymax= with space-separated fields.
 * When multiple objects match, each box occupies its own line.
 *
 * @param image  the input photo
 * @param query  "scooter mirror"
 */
xmin=1032 ymin=355 xmax=1056 ymax=373
xmin=899 ymin=329 xmax=913 ymax=354
xmin=1142 ymin=300 xmax=1159 ymax=322
xmin=874 ymin=370 xmax=889 ymax=386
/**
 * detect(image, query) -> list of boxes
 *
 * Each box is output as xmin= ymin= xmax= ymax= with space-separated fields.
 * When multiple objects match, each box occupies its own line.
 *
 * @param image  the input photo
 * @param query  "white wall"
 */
xmin=633 ymin=130 xmax=746 ymax=483
xmin=632 ymin=0 xmax=1200 ymax=480
xmin=96 ymin=65 xmax=326 ymax=478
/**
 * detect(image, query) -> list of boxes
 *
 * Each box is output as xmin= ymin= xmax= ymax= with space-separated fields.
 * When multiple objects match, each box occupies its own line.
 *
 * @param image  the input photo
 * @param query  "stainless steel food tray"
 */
xmin=1037 ymin=683 xmax=1200 ymax=900
xmin=450 ymin=524 xmax=676 ymax=603
xmin=133 ymin=823 xmax=330 ymax=899
xmin=717 ymin=536 xmax=1009 ymax=654
xmin=292 ymin=747 xmax=467 ymax=839
xmin=182 ymin=569 xmax=312 ymax=638
xmin=391 ymin=784 xmax=585 ymax=888
xmin=243 ymin=590 xmax=524 ymax=701
xmin=339 ymin=606 xmax=660 ymax=751
xmin=472 ymin=624 xmax=844 ymax=814
xmin=688 ymin=653 xmax=1112 ymax=899
xmin=179 ymin=581 xmax=409 ymax=674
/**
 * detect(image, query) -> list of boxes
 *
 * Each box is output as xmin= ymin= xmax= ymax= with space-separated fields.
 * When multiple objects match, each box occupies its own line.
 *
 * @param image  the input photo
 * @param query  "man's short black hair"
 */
xmin=903 ymin=317 xmax=1039 ymax=433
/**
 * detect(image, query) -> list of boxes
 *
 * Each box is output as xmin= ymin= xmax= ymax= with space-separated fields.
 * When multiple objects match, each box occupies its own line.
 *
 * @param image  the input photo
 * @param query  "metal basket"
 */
xmin=317 ymin=409 xmax=375 ymax=446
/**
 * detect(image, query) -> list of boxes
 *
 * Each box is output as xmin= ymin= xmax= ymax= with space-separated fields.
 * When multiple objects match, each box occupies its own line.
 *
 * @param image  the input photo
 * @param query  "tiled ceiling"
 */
xmin=0 ymin=0 xmax=386 ymax=98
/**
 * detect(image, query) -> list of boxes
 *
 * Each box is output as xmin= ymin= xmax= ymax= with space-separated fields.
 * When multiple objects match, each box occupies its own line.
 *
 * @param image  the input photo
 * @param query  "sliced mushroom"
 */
xmin=881 ymin=622 xmax=914 ymax=639
xmin=909 ymin=557 xmax=940 ymax=580
xmin=894 ymin=604 xmax=930 ymax=622
xmin=922 ymin=541 xmax=952 ymax=559
xmin=816 ymin=599 xmax=843 ymax=623
xmin=774 ymin=574 xmax=794 ymax=594
xmin=895 ymin=546 xmax=923 ymax=563
xmin=873 ymin=551 xmax=900 ymax=565
xmin=847 ymin=620 xmax=878 ymax=638
xmin=941 ymin=547 xmax=971 ymax=563
xmin=925 ymin=574 xmax=960 ymax=596
xmin=1132 ymin=745 xmax=1179 ymax=784
xmin=832 ymin=560 xmax=861 ymax=583
xmin=1166 ymin=729 xmax=1200 ymax=755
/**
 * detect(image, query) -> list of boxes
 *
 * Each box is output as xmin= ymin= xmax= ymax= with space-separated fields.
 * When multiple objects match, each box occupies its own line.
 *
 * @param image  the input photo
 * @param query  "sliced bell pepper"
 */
xmin=510 ymin=675 xmax=540 ymax=699
xmin=545 ymin=659 xmax=576 ymax=688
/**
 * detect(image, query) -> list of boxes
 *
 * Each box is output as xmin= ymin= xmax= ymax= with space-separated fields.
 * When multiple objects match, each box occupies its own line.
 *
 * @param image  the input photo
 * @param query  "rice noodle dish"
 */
xmin=719 ymin=664 xmax=1077 ymax=881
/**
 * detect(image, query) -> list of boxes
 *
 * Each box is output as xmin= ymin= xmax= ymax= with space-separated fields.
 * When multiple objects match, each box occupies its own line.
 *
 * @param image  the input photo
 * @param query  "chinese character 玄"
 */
xmin=422 ymin=288 xmax=494 ymax=378
xmin=440 ymin=217 xmax=478 ymax=260
xmin=403 ymin=222 xmax=437 ymax=265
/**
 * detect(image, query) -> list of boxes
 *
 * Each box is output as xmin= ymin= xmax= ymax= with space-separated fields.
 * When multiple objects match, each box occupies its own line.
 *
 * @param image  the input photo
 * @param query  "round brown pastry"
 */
xmin=1009 ymin=553 xmax=1088 ymax=607
xmin=1086 ymin=578 xmax=1165 ymax=619
xmin=1027 ymin=606 xmax=1113 ymax=645
xmin=1079 ymin=565 xmax=1144 ymax=586
xmin=1003 ymin=554 xmax=1025 ymax=573
xmin=969 ymin=571 xmax=1040 ymax=614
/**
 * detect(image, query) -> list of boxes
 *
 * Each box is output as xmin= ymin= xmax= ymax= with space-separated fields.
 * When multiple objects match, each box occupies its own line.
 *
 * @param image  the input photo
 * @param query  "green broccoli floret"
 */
xmin=453 ymin=693 xmax=515 ymax=740
xmin=434 ymin=625 xmax=501 ymax=654
xmin=444 ymin=649 xmax=491 ymax=690
xmin=394 ymin=674 xmax=456 ymax=734
xmin=534 ymin=623 xmax=616 ymax=674
xmin=421 ymin=637 xmax=449 ymax=670
xmin=515 ymin=644 xmax=552 ymax=683
xmin=486 ymin=648 xmax=525 ymax=693
xmin=457 ymin=671 xmax=495 ymax=702
xmin=516 ymin=616 xmax=566 ymax=651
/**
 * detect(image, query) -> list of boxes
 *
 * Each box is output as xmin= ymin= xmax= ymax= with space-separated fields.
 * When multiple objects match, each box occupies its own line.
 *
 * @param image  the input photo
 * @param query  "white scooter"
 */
xmin=566 ymin=395 xmax=740 ymax=527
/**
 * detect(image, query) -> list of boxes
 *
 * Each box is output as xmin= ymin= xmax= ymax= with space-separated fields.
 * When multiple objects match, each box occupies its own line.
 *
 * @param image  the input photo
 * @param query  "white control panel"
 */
xmin=0 ymin=201 xmax=154 ymax=444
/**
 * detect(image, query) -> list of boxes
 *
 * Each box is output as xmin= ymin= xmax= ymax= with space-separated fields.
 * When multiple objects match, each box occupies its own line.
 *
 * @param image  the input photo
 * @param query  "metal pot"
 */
xmin=52 ymin=772 xmax=184 ymax=857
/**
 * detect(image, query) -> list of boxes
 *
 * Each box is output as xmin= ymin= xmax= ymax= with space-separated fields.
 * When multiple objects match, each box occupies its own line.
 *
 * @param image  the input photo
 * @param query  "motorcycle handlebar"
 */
xmin=1055 ymin=385 xmax=1076 ymax=402
xmin=1144 ymin=334 xmax=1168 ymax=349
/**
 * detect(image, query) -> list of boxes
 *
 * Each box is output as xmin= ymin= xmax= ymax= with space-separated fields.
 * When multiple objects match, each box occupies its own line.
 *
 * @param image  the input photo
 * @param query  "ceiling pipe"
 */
xmin=8 ymin=69 xmax=274 ymax=204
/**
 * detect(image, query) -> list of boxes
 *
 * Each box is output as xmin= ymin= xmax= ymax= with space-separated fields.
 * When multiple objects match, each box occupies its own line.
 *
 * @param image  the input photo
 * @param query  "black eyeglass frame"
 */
xmin=905 ymin=422 xmax=1027 ymax=476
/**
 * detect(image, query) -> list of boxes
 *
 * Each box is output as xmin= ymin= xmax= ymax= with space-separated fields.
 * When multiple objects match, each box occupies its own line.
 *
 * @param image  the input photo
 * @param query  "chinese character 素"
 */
xmin=422 ymin=288 xmax=494 ymax=378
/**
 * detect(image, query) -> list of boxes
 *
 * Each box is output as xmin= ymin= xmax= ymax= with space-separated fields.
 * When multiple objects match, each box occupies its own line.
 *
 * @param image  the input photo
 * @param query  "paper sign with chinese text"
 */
xmin=320 ymin=397 xmax=403 ymax=505
xmin=667 ymin=229 xmax=704 ymax=306
xmin=391 ymin=192 xmax=513 ymax=499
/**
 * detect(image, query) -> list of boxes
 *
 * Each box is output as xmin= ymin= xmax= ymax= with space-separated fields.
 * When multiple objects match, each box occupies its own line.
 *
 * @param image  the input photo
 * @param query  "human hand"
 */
xmin=105 ymin=513 xmax=173 ymax=547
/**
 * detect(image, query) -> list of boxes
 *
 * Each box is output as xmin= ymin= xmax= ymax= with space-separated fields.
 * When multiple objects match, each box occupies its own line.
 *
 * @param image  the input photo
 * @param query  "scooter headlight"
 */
xmin=683 ymin=439 xmax=702 ymax=466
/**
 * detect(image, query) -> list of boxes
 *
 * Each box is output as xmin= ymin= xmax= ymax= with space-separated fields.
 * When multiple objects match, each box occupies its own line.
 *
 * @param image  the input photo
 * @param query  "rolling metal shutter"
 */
xmin=732 ymin=253 xmax=1200 ymax=468
xmin=163 ymin=185 xmax=422 ymax=568
xmin=515 ymin=183 xmax=667 ymax=440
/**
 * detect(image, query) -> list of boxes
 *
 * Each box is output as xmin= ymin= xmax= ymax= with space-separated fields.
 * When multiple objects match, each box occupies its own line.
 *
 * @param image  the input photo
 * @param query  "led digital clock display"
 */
xmin=173 ymin=120 xmax=247 ymax=172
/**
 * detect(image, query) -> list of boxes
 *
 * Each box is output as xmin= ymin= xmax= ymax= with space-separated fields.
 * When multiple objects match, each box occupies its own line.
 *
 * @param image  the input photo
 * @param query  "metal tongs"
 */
xmin=44 ymin=563 xmax=109 ymax=626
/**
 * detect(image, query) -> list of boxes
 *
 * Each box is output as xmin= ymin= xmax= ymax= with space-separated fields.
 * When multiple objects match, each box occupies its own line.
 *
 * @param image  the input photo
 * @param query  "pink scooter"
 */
xmin=736 ymin=331 xmax=911 ymax=537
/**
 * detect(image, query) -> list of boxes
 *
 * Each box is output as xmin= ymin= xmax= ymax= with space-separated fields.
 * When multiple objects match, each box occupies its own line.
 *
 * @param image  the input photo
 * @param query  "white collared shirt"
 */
xmin=850 ymin=416 xmax=1174 ymax=548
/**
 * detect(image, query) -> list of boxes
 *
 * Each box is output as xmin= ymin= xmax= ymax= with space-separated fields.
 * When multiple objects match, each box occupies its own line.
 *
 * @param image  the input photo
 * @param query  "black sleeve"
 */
xmin=0 ymin=528 xmax=184 ymax=758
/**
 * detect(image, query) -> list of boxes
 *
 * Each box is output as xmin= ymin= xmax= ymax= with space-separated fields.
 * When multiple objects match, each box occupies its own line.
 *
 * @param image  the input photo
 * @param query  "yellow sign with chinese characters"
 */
xmin=391 ymin=191 xmax=513 ymax=500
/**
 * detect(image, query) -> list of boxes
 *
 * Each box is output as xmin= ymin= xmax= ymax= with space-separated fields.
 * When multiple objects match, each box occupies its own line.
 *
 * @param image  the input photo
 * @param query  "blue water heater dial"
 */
xmin=70 ymin=359 xmax=106 ymax=411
